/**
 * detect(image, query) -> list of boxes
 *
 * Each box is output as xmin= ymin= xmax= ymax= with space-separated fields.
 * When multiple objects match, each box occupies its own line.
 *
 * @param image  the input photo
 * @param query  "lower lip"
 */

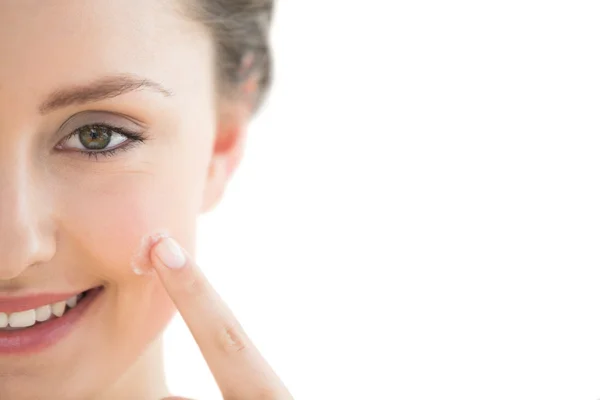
xmin=0 ymin=287 xmax=104 ymax=354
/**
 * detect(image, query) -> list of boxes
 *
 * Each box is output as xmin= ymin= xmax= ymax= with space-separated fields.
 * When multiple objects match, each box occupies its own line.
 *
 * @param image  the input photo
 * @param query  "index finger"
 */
xmin=148 ymin=235 xmax=292 ymax=400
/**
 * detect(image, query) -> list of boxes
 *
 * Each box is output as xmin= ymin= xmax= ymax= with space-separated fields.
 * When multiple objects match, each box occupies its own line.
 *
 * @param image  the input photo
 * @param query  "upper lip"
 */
xmin=0 ymin=290 xmax=88 ymax=314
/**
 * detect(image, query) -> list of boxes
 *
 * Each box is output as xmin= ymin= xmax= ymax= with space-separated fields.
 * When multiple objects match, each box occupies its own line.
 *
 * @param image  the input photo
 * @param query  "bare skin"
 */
xmin=0 ymin=1 xmax=287 ymax=398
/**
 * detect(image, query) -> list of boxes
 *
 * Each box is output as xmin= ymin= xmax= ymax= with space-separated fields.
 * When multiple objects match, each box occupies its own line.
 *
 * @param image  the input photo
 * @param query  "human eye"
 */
xmin=56 ymin=123 xmax=147 ymax=161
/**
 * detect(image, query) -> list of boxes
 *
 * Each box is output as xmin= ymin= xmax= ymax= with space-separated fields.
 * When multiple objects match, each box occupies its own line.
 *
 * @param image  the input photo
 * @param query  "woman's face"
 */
xmin=0 ymin=1 xmax=224 ymax=397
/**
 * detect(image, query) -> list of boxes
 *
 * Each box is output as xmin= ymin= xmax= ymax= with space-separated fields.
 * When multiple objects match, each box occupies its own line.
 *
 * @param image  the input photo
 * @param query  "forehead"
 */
xmin=0 ymin=0 xmax=210 ymax=115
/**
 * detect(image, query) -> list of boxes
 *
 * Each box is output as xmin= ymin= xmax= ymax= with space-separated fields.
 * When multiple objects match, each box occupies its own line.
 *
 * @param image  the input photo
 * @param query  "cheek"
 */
xmin=57 ymin=165 xmax=203 ymax=281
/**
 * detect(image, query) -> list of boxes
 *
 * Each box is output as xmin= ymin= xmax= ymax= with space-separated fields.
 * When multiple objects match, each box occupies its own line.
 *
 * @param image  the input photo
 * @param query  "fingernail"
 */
xmin=155 ymin=237 xmax=186 ymax=269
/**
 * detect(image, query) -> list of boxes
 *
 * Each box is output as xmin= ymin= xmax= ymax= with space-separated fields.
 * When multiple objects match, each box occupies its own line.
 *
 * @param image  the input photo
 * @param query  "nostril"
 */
xmin=0 ymin=230 xmax=56 ymax=280
xmin=0 ymin=247 xmax=34 ymax=280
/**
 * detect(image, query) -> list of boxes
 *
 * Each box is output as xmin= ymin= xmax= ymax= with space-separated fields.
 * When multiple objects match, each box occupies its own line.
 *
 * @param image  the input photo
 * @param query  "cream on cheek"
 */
xmin=49 ymin=157 xmax=203 ymax=362
xmin=56 ymin=169 xmax=200 ymax=278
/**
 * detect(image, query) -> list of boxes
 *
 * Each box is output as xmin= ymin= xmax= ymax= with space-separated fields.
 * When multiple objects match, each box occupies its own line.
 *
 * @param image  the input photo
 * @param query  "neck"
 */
xmin=94 ymin=336 xmax=170 ymax=400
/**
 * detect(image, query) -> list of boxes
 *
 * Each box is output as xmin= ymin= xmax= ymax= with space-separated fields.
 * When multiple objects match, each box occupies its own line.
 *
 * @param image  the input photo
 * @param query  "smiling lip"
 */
xmin=0 ymin=292 xmax=84 ymax=314
xmin=0 ymin=286 xmax=104 ymax=354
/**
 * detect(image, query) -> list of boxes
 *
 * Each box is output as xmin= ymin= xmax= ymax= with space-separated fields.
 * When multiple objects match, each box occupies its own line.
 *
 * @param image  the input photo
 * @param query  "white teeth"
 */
xmin=8 ymin=309 xmax=36 ymax=328
xmin=66 ymin=295 xmax=78 ymax=308
xmin=51 ymin=301 xmax=66 ymax=317
xmin=0 ymin=292 xmax=86 ymax=329
xmin=35 ymin=305 xmax=52 ymax=322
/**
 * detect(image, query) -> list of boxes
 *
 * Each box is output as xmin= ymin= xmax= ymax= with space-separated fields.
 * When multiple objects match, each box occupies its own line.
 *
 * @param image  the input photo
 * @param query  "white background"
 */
xmin=164 ymin=1 xmax=600 ymax=399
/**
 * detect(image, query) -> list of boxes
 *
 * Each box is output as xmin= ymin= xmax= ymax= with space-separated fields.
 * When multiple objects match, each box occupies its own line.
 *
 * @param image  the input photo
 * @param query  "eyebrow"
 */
xmin=39 ymin=74 xmax=173 ymax=114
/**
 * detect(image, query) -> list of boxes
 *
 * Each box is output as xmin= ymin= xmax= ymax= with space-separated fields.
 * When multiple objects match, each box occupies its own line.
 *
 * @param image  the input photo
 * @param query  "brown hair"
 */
xmin=182 ymin=0 xmax=274 ymax=114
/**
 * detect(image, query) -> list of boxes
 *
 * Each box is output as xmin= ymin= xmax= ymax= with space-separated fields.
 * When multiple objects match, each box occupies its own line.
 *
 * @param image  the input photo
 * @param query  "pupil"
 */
xmin=79 ymin=125 xmax=111 ymax=150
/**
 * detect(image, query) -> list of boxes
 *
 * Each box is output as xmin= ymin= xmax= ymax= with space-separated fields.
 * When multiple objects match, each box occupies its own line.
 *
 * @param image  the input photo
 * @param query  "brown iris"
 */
xmin=78 ymin=125 xmax=112 ymax=150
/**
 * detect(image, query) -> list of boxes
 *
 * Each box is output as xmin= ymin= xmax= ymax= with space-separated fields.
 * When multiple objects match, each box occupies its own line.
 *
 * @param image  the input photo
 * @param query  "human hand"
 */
xmin=148 ymin=235 xmax=293 ymax=400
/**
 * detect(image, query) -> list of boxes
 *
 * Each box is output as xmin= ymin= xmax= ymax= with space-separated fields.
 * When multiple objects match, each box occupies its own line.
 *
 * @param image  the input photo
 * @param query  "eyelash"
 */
xmin=62 ymin=124 xmax=147 ymax=161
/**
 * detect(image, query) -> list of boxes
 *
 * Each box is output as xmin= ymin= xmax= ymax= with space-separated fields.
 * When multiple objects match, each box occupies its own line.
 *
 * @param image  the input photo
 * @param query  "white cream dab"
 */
xmin=130 ymin=230 xmax=171 ymax=275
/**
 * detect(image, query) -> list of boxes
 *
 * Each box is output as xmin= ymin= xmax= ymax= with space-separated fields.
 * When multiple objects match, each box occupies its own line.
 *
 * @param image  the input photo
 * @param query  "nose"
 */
xmin=0 ymin=152 xmax=56 ymax=280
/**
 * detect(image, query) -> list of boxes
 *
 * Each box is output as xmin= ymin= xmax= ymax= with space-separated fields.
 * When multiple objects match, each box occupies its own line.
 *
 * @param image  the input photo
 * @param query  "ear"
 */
xmin=200 ymin=75 xmax=259 ymax=214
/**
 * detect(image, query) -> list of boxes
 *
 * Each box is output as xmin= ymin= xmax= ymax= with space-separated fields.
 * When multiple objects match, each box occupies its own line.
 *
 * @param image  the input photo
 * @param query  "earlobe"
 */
xmin=199 ymin=110 xmax=249 ymax=214
xmin=199 ymin=156 xmax=228 ymax=214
